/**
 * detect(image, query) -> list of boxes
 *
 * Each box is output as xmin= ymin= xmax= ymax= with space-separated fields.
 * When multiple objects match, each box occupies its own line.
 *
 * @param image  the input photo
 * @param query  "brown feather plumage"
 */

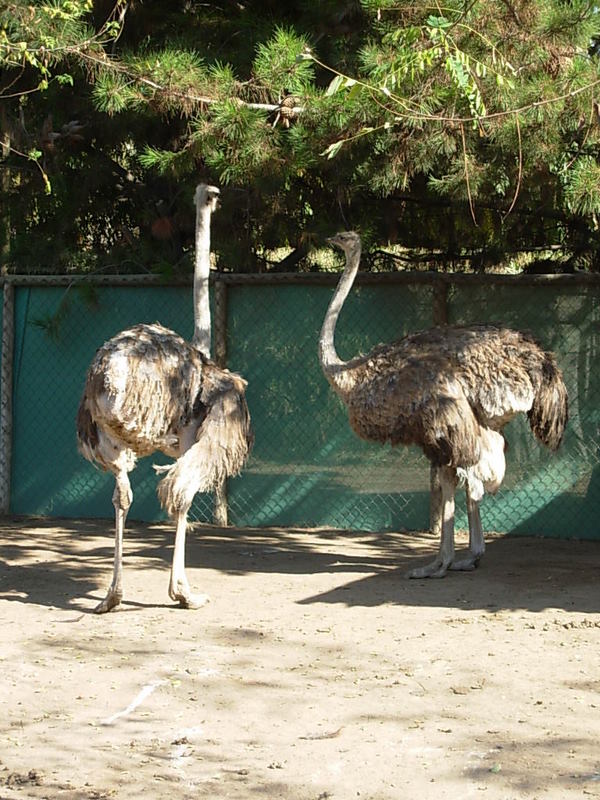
xmin=339 ymin=324 xmax=568 ymax=466
xmin=156 ymin=362 xmax=253 ymax=517
xmin=76 ymin=184 xmax=252 ymax=612
xmin=321 ymin=231 xmax=568 ymax=577
xmin=77 ymin=322 xmax=252 ymax=497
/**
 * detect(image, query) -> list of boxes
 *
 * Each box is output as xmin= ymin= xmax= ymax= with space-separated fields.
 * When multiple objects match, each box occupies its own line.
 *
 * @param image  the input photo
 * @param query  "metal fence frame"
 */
xmin=1 ymin=269 xmax=599 ymax=526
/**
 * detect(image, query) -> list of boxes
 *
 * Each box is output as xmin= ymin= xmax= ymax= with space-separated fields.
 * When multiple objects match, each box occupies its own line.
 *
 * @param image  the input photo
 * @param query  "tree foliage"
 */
xmin=2 ymin=0 xmax=600 ymax=274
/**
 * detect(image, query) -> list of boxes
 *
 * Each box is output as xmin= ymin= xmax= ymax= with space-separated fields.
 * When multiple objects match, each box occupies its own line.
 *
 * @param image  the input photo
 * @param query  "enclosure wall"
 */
xmin=2 ymin=275 xmax=598 ymax=539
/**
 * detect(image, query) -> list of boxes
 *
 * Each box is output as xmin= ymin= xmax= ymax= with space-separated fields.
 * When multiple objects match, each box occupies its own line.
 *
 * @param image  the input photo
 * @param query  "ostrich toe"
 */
xmin=169 ymin=580 xmax=210 ymax=609
xmin=407 ymin=558 xmax=451 ymax=579
xmin=449 ymin=553 xmax=481 ymax=571
xmin=94 ymin=588 xmax=122 ymax=613
xmin=177 ymin=592 xmax=210 ymax=610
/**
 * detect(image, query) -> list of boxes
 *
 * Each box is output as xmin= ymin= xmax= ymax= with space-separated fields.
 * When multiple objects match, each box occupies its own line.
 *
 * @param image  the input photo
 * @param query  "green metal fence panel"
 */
xmin=10 ymin=285 xmax=212 ymax=522
xmin=7 ymin=278 xmax=600 ymax=540
xmin=225 ymin=282 xmax=435 ymax=530
xmin=450 ymin=283 xmax=600 ymax=538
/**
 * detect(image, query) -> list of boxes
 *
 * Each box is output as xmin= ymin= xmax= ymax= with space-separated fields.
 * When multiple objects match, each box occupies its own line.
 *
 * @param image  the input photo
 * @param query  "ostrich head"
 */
xmin=326 ymin=230 xmax=361 ymax=257
xmin=194 ymin=183 xmax=220 ymax=214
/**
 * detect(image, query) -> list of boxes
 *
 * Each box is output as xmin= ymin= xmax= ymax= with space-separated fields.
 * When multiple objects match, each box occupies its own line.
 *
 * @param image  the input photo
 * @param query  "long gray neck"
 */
xmin=318 ymin=242 xmax=361 ymax=396
xmin=192 ymin=195 xmax=213 ymax=358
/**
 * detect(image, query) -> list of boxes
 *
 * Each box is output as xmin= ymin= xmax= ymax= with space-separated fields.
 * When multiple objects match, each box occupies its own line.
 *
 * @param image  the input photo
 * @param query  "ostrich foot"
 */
xmin=177 ymin=592 xmax=210 ymax=610
xmin=169 ymin=580 xmax=210 ymax=609
xmin=408 ymin=555 xmax=479 ymax=579
xmin=449 ymin=553 xmax=481 ymax=571
xmin=94 ymin=588 xmax=122 ymax=613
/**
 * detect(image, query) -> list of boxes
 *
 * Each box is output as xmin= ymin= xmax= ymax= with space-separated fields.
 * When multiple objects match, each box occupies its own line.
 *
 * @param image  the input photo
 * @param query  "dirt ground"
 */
xmin=0 ymin=516 xmax=599 ymax=800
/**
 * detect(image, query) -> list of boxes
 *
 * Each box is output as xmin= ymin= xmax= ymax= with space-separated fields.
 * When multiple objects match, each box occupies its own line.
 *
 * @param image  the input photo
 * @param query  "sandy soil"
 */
xmin=0 ymin=516 xmax=599 ymax=800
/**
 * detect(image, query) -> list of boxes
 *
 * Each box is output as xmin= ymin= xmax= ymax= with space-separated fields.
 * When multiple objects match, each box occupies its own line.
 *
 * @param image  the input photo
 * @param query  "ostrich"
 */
xmin=77 ymin=184 xmax=252 ymax=612
xmin=320 ymin=231 xmax=568 ymax=578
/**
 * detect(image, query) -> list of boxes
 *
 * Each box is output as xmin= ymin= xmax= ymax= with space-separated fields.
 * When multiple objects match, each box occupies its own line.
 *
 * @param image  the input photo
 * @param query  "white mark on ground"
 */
xmin=100 ymin=679 xmax=167 ymax=726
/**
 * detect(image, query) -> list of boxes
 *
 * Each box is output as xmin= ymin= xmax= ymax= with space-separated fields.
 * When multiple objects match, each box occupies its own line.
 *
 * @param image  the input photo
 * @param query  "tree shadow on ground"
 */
xmin=0 ymin=515 xmax=598 ymax=615
xmin=461 ymin=735 xmax=600 ymax=794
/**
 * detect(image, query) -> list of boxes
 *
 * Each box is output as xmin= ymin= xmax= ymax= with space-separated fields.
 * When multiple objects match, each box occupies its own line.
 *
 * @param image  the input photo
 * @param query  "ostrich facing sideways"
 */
xmin=320 ymin=231 xmax=568 ymax=578
xmin=77 ymin=185 xmax=252 ymax=612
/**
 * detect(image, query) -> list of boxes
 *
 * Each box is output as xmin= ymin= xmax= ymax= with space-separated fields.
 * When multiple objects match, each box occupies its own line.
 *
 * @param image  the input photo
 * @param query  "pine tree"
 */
xmin=2 ymin=1 xmax=600 ymax=273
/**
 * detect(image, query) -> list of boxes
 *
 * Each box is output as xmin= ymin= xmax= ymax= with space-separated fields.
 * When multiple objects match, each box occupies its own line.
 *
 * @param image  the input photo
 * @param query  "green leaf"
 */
xmin=347 ymin=82 xmax=363 ymax=101
xmin=427 ymin=15 xmax=451 ymax=30
xmin=321 ymin=140 xmax=344 ymax=159
xmin=326 ymin=75 xmax=345 ymax=96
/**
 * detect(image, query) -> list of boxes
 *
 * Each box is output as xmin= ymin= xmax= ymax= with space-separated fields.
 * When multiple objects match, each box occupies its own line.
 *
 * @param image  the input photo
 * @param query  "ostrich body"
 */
xmin=77 ymin=185 xmax=252 ymax=612
xmin=320 ymin=231 xmax=568 ymax=578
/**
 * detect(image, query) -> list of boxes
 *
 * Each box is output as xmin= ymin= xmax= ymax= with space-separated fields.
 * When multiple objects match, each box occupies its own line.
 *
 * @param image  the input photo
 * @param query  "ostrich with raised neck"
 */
xmin=319 ymin=231 xmax=568 ymax=577
xmin=77 ymin=184 xmax=252 ymax=612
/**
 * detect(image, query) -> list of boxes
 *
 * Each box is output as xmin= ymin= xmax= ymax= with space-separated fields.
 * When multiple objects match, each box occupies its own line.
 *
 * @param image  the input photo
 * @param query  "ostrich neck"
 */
xmin=192 ymin=204 xmax=212 ymax=358
xmin=318 ymin=247 xmax=361 ymax=397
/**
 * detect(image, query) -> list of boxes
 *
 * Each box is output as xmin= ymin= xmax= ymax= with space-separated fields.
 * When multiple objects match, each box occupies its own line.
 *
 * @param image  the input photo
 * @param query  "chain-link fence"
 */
xmin=2 ymin=272 xmax=598 ymax=539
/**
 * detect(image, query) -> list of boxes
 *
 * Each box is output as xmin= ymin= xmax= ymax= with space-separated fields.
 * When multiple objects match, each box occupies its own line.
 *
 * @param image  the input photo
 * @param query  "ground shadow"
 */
xmin=0 ymin=515 xmax=598 ymax=615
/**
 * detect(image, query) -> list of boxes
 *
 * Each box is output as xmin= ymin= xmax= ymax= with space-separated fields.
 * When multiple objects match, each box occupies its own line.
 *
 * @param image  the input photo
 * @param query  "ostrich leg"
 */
xmin=95 ymin=471 xmax=132 ymax=613
xmin=408 ymin=467 xmax=458 ymax=579
xmin=169 ymin=510 xmax=210 ymax=609
xmin=429 ymin=464 xmax=443 ymax=537
xmin=450 ymin=485 xmax=485 ymax=571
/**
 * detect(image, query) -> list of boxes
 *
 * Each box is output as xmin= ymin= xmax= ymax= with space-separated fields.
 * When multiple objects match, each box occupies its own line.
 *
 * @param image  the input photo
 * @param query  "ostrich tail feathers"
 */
xmin=528 ymin=353 xmax=569 ymax=450
xmin=157 ymin=375 xmax=252 ymax=518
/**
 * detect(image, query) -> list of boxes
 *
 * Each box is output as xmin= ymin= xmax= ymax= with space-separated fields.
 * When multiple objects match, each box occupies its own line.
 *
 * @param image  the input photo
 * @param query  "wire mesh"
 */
xmin=449 ymin=283 xmax=600 ymax=538
xmin=6 ymin=275 xmax=600 ymax=539
xmin=223 ymin=281 xmax=435 ymax=531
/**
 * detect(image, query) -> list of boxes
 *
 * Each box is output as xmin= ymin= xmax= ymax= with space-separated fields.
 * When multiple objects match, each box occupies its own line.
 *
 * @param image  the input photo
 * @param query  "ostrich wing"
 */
xmin=156 ymin=364 xmax=253 ymax=516
xmin=344 ymin=347 xmax=483 ymax=468
xmin=80 ymin=323 xmax=206 ymax=459
xmin=339 ymin=324 xmax=553 ymax=467
xmin=412 ymin=325 xmax=539 ymax=425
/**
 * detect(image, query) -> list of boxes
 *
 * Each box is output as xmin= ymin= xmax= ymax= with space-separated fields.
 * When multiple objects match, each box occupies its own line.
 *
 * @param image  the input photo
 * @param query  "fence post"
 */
xmin=0 ymin=282 xmax=14 ymax=514
xmin=432 ymin=280 xmax=449 ymax=326
xmin=429 ymin=279 xmax=449 ymax=536
xmin=212 ymin=277 xmax=229 ymax=526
